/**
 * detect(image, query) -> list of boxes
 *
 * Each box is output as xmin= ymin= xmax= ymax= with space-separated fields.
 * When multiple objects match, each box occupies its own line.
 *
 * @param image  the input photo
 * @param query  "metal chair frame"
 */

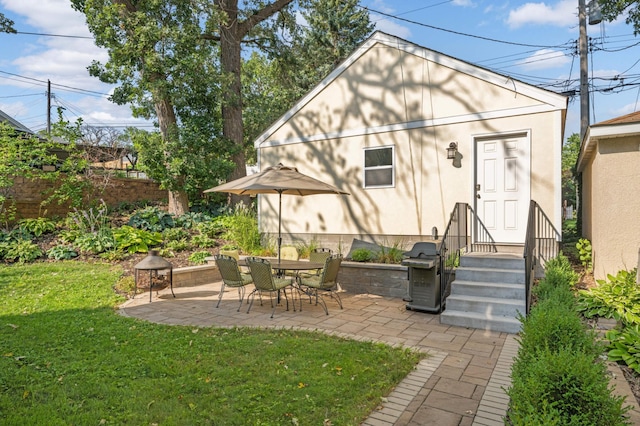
xmin=214 ymin=254 xmax=253 ymax=312
xmin=245 ymin=257 xmax=296 ymax=318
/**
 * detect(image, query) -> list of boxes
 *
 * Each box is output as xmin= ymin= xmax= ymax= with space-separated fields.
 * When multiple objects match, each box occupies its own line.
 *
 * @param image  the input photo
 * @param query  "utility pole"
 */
xmin=47 ymin=79 xmax=51 ymax=135
xmin=579 ymin=0 xmax=589 ymax=141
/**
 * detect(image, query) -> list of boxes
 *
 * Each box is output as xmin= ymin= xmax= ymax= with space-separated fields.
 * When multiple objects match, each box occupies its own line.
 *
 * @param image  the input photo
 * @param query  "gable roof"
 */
xmin=0 ymin=109 xmax=34 ymax=134
xmin=577 ymin=110 xmax=640 ymax=172
xmin=255 ymin=31 xmax=567 ymax=148
xmin=592 ymin=110 xmax=640 ymax=126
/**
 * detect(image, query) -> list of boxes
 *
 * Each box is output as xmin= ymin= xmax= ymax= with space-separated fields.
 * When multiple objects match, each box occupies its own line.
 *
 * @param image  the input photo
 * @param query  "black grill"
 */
xmin=402 ymin=242 xmax=441 ymax=313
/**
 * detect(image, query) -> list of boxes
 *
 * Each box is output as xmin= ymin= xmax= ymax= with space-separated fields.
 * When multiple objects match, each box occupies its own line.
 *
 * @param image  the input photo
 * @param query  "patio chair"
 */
xmin=214 ymin=254 xmax=253 ymax=311
xmin=220 ymin=249 xmax=248 ymax=272
xmin=280 ymin=246 xmax=299 ymax=277
xmin=299 ymin=248 xmax=332 ymax=279
xmin=245 ymin=257 xmax=296 ymax=318
xmin=297 ymin=254 xmax=343 ymax=315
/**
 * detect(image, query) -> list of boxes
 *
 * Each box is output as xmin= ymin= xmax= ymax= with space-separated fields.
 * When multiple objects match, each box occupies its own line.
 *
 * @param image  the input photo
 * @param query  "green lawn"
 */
xmin=0 ymin=262 xmax=422 ymax=425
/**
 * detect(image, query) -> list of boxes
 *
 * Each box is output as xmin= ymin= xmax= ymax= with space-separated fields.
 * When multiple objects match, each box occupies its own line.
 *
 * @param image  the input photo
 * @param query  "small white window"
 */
xmin=363 ymin=146 xmax=394 ymax=188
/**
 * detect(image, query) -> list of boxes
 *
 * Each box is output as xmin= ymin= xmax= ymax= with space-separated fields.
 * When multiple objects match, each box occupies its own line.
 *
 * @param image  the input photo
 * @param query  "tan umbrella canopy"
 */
xmin=204 ymin=163 xmax=350 ymax=261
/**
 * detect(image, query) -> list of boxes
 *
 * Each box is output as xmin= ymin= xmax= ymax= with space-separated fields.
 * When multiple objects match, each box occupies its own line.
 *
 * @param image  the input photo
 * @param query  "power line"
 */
xmin=361 ymin=5 xmax=573 ymax=49
xmin=13 ymin=30 xmax=93 ymax=39
xmin=0 ymin=70 xmax=111 ymax=97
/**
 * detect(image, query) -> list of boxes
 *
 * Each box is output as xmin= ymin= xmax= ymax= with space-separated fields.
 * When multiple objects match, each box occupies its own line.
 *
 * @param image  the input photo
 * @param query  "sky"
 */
xmin=1 ymin=0 xmax=639 ymax=141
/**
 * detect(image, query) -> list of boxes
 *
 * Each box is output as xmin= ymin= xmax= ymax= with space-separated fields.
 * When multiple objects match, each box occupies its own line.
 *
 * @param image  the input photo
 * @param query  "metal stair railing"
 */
xmin=439 ymin=202 xmax=497 ymax=310
xmin=523 ymin=200 xmax=561 ymax=314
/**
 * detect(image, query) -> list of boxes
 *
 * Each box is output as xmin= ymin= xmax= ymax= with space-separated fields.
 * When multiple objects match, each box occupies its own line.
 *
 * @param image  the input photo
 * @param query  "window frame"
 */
xmin=363 ymin=145 xmax=395 ymax=189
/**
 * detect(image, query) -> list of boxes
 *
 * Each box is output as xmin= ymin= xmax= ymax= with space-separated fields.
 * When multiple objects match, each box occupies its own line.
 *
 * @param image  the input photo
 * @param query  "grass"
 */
xmin=0 ymin=262 xmax=422 ymax=425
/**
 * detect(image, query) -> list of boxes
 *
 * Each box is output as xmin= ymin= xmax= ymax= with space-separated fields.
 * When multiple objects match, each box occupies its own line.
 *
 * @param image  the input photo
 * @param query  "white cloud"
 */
xmin=611 ymin=102 xmax=639 ymax=118
xmin=1 ymin=0 xmax=91 ymax=36
xmin=452 ymin=0 xmax=475 ymax=7
xmin=516 ymin=49 xmax=571 ymax=70
xmin=507 ymin=0 xmax=577 ymax=28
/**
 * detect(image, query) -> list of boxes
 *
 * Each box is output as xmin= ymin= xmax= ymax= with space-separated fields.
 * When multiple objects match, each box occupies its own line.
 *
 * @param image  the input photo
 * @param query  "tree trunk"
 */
xmin=154 ymin=89 xmax=190 ymax=215
xmin=218 ymin=0 xmax=249 ymax=207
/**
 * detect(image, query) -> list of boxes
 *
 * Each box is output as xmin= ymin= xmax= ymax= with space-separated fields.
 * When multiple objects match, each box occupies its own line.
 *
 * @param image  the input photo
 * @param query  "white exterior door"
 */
xmin=475 ymin=134 xmax=530 ymax=244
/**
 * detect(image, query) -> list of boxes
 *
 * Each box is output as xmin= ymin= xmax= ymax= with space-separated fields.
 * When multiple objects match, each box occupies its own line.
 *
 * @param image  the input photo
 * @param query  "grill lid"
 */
xmin=403 ymin=242 xmax=438 ymax=258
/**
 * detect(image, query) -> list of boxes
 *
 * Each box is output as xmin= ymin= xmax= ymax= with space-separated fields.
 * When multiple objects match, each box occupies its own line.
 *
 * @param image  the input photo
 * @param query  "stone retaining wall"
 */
xmin=173 ymin=261 xmax=408 ymax=299
xmin=171 ymin=264 xmax=221 ymax=287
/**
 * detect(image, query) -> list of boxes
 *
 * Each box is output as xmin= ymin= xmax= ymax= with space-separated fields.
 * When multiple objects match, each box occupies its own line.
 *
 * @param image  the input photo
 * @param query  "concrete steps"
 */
xmin=440 ymin=252 xmax=525 ymax=334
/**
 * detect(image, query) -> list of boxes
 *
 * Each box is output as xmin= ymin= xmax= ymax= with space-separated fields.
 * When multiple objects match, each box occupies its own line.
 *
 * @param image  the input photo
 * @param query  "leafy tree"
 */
xmin=241 ymin=0 xmax=374 ymax=149
xmin=0 ymin=122 xmax=56 ymax=229
xmin=0 ymin=12 xmax=16 ymax=34
xmin=562 ymin=133 xmax=580 ymax=208
xmin=70 ymin=0 xmax=226 ymax=215
xmin=599 ymin=1 xmax=640 ymax=34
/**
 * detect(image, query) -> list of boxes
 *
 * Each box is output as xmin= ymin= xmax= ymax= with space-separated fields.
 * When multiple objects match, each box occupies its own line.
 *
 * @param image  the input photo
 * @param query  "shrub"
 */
xmin=577 ymin=269 xmax=640 ymax=325
xmin=66 ymin=201 xmax=110 ymax=233
xmin=18 ymin=217 xmax=56 ymax=237
xmin=174 ymin=212 xmax=211 ymax=229
xmin=73 ymin=228 xmax=116 ymax=255
xmin=576 ymin=238 xmax=593 ymax=271
xmin=113 ymin=225 xmax=163 ymax=254
xmin=507 ymin=255 xmax=631 ymax=425
xmin=47 ymin=245 xmax=78 ymax=260
xmin=216 ymin=205 xmax=261 ymax=254
xmin=508 ymin=348 xmax=628 ymax=425
xmin=128 ymin=206 xmax=175 ymax=232
xmin=376 ymin=242 xmax=404 ymax=264
xmin=188 ymin=251 xmax=211 ymax=265
xmin=350 ymin=248 xmax=373 ymax=262
xmin=191 ymin=233 xmax=217 ymax=249
xmin=607 ymin=325 xmax=640 ymax=374
xmin=164 ymin=238 xmax=190 ymax=253
xmin=162 ymin=227 xmax=190 ymax=241
xmin=0 ymin=239 xmax=43 ymax=263
xmin=196 ymin=221 xmax=225 ymax=238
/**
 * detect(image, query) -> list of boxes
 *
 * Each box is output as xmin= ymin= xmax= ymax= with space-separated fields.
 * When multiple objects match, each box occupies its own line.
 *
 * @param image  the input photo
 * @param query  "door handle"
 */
xmin=476 ymin=194 xmax=481 ymax=199
xmin=475 ymin=184 xmax=481 ymax=191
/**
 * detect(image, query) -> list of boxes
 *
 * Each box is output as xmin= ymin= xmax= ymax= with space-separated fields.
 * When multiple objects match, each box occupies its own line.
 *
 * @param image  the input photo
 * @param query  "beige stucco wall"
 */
xmin=267 ymin=42 xmax=544 ymax=144
xmin=255 ymin=35 xmax=565 ymax=251
xmin=582 ymin=135 xmax=640 ymax=279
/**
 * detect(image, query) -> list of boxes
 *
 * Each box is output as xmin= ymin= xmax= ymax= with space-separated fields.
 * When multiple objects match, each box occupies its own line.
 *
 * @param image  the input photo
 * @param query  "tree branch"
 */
xmin=237 ymin=0 xmax=295 ymax=38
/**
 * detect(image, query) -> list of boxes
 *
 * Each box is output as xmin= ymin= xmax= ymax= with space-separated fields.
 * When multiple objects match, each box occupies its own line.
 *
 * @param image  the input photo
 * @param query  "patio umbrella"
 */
xmin=204 ymin=163 xmax=350 ymax=262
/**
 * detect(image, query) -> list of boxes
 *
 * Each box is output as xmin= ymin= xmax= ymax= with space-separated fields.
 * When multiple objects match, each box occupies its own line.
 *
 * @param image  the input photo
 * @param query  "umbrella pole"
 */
xmin=278 ymin=191 xmax=282 ymax=264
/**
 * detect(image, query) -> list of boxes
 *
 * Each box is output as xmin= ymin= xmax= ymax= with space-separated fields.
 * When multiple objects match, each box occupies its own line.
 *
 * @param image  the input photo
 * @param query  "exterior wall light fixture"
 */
xmin=447 ymin=142 xmax=458 ymax=160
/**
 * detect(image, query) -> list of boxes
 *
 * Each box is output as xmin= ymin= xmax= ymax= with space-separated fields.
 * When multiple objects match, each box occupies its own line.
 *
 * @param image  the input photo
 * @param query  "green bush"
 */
xmin=128 ymin=206 xmax=175 ymax=232
xmin=18 ymin=217 xmax=56 ymax=237
xmin=174 ymin=212 xmax=211 ymax=229
xmin=188 ymin=250 xmax=210 ymax=265
xmin=191 ymin=233 xmax=217 ymax=249
xmin=0 ymin=239 xmax=43 ymax=263
xmin=113 ymin=225 xmax=162 ymax=254
xmin=164 ymin=238 xmax=190 ymax=253
xmin=162 ymin=227 xmax=190 ymax=241
xmin=350 ymin=248 xmax=373 ymax=262
xmin=216 ymin=205 xmax=261 ymax=254
xmin=576 ymin=238 xmax=593 ymax=271
xmin=507 ymin=255 xmax=631 ymax=425
xmin=577 ymin=269 xmax=640 ymax=325
xmin=73 ymin=228 xmax=116 ymax=255
xmin=508 ymin=347 xmax=628 ymax=425
xmin=607 ymin=325 xmax=640 ymax=374
xmin=47 ymin=245 xmax=78 ymax=260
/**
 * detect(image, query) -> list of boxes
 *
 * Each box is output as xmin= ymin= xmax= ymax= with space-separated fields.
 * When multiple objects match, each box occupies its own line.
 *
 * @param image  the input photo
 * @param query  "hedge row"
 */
xmin=507 ymin=255 xmax=631 ymax=425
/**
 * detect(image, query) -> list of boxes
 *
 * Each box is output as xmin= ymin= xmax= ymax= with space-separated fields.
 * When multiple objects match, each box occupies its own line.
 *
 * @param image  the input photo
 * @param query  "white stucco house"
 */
xmin=252 ymin=31 xmax=567 ymax=253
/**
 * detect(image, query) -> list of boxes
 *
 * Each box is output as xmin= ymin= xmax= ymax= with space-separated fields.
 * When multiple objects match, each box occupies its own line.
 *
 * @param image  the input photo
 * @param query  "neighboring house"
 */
xmin=253 ymin=31 xmax=567 ymax=252
xmin=0 ymin=108 xmax=35 ymax=135
xmin=577 ymin=111 xmax=640 ymax=280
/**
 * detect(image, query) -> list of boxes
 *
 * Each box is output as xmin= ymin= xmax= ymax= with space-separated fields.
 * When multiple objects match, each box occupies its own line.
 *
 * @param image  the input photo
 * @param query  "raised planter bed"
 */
xmin=338 ymin=261 xmax=408 ymax=299
xmin=171 ymin=260 xmax=408 ymax=299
